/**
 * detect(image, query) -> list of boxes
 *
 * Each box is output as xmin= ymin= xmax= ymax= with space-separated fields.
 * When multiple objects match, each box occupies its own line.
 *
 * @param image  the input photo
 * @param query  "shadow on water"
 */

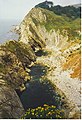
xmin=17 ymin=64 xmax=62 ymax=111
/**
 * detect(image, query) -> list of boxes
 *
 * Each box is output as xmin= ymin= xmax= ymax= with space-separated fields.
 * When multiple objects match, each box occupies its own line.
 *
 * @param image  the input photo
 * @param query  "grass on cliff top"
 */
xmin=40 ymin=9 xmax=81 ymax=40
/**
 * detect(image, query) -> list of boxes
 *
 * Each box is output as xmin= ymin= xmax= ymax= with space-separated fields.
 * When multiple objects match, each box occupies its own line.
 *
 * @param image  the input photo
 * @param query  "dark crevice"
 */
xmin=16 ymin=64 xmax=63 ymax=111
xmin=35 ymin=50 xmax=48 ymax=56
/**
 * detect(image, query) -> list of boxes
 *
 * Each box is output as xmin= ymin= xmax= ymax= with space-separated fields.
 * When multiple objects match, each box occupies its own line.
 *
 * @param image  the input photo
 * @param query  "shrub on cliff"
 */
xmin=35 ymin=1 xmax=81 ymax=19
xmin=22 ymin=104 xmax=65 ymax=119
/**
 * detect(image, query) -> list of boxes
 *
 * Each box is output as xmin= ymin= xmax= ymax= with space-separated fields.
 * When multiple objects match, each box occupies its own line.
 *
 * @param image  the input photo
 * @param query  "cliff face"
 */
xmin=18 ymin=8 xmax=80 ymax=50
xmin=19 ymin=8 xmax=81 ymax=79
xmin=0 ymin=40 xmax=36 ymax=89
xmin=0 ymin=7 xmax=81 ymax=118
xmin=18 ymin=8 xmax=81 ymax=118
xmin=0 ymin=83 xmax=24 ymax=118
xmin=0 ymin=40 xmax=36 ymax=118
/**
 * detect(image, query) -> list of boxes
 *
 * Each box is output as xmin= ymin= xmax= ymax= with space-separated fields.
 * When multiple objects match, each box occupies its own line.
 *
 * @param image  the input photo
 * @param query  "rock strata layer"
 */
xmin=18 ymin=8 xmax=81 ymax=118
xmin=0 ymin=7 xmax=81 ymax=118
xmin=0 ymin=40 xmax=36 ymax=118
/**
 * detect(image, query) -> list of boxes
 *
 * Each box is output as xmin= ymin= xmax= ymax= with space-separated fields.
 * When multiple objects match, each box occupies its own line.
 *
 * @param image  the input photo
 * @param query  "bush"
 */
xmin=22 ymin=104 xmax=65 ymax=119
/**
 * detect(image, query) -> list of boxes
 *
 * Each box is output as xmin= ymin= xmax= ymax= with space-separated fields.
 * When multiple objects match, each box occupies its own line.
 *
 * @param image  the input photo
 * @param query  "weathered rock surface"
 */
xmin=0 ymin=40 xmax=36 ymax=118
xmin=35 ymin=48 xmax=81 ymax=118
xmin=18 ymin=8 xmax=81 ymax=118
xmin=0 ymin=7 xmax=81 ymax=119
xmin=0 ymin=82 xmax=24 ymax=118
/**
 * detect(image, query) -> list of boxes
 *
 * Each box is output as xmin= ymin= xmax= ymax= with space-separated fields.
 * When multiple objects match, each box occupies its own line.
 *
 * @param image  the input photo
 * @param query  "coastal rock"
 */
xmin=0 ymin=40 xmax=36 ymax=118
xmin=18 ymin=7 xmax=80 ymax=118
xmin=0 ymin=81 xmax=24 ymax=118
xmin=0 ymin=7 xmax=81 ymax=119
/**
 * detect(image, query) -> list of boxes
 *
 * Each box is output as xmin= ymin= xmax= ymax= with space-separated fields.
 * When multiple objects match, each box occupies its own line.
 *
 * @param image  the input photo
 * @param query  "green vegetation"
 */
xmin=35 ymin=1 xmax=81 ymax=19
xmin=39 ymin=8 xmax=81 ymax=40
xmin=34 ymin=1 xmax=81 ymax=40
xmin=22 ymin=104 xmax=65 ymax=119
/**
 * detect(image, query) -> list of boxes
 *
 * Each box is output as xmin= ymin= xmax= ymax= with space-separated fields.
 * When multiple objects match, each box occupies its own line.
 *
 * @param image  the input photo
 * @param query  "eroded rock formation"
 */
xmin=0 ymin=40 xmax=35 ymax=118
xmin=0 ymin=7 xmax=81 ymax=118
xmin=18 ymin=8 xmax=81 ymax=118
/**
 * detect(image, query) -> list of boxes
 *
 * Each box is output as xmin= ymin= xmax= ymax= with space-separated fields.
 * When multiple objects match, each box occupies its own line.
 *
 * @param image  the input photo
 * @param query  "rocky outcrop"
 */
xmin=18 ymin=8 xmax=81 ymax=118
xmin=18 ymin=8 xmax=80 ymax=47
xmin=0 ymin=7 xmax=81 ymax=119
xmin=18 ymin=8 xmax=46 ymax=49
xmin=0 ymin=40 xmax=36 ymax=118
xmin=0 ymin=82 xmax=24 ymax=118
xmin=35 ymin=48 xmax=81 ymax=118
xmin=0 ymin=41 xmax=35 ymax=89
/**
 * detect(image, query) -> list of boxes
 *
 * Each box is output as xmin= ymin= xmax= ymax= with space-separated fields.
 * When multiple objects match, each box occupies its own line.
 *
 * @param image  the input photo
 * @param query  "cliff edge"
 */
xmin=0 ymin=7 xmax=81 ymax=118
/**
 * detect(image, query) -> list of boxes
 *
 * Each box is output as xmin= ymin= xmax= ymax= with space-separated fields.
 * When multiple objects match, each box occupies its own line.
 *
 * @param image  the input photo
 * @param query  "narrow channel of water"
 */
xmin=17 ymin=64 xmax=63 ymax=111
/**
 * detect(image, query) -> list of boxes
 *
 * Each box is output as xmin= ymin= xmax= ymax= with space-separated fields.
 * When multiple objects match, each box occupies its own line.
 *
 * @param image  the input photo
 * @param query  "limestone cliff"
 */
xmin=18 ymin=8 xmax=81 ymax=118
xmin=0 ymin=7 xmax=81 ymax=119
xmin=18 ymin=7 xmax=81 ymax=81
